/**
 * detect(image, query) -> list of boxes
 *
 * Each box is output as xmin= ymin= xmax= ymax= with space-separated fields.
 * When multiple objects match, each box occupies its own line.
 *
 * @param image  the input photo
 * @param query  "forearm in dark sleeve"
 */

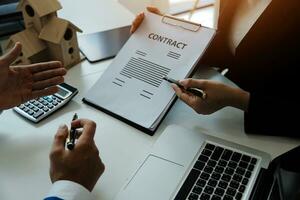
xmin=244 ymin=93 xmax=298 ymax=137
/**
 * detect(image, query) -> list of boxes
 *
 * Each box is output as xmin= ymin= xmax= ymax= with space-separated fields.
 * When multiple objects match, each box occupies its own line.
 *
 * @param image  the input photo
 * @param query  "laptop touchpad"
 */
xmin=117 ymin=155 xmax=185 ymax=200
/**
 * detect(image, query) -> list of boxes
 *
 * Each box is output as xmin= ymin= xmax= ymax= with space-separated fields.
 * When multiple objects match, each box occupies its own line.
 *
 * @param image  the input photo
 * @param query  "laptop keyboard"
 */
xmin=174 ymin=143 xmax=258 ymax=200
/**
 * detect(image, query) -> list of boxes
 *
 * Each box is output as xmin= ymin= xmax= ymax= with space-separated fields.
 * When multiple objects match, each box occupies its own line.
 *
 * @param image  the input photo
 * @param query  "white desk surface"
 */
xmin=1 ymin=1 xmax=300 ymax=200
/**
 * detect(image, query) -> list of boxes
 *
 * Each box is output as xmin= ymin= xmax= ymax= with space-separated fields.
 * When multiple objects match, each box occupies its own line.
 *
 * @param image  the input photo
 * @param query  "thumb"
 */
xmin=52 ymin=124 xmax=69 ymax=151
xmin=2 ymin=42 xmax=22 ymax=66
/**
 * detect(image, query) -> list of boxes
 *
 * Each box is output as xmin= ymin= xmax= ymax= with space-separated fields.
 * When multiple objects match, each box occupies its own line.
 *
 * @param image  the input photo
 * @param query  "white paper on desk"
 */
xmin=84 ymin=12 xmax=215 ymax=131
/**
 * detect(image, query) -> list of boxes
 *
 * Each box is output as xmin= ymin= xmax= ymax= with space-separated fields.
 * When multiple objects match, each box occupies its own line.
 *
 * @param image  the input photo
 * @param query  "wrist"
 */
xmin=228 ymin=87 xmax=250 ymax=111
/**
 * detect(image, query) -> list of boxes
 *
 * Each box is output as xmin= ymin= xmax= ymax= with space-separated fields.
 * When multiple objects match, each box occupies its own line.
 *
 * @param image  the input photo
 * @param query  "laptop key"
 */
xmin=218 ymin=159 xmax=227 ymax=167
xmin=174 ymin=169 xmax=200 ymax=200
xmin=211 ymin=172 xmax=221 ymax=180
xmin=238 ymin=161 xmax=248 ymax=169
xmin=188 ymin=193 xmax=198 ymax=200
xmin=204 ymin=166 xmax=213 ymax=174
xmin=211 ymin=147 xmax=224 ymax=161
xmin=196 ymin=179 xmax=206 ymax=187
xmin=208 ymin=179 xmax=218 ymax=187
xmin=207 ymin=160 xmax=217 ymax=167
xmin=218 ymin=181 xmax=228 ymax=189
xmin=242 ymin=178 xmax=249 ymax=185
xmin=233 ymin=174 xmax=243 ymax=182
xmin=215 ymin=166 xmax=224 ymax=174
xmin=236 ymin=192 xmax=243 ymax=200
xmin=236 ymin=167 xmax=245 ymax=176
xmin=226 ymin=187 xmax=236 ymax=196
xmin=229 ymin=180 xmax=239 ymax=189
xmin=202 ymin=149 xmax=212 ymax=157
xmin=192 ymin=185 xmax=202 ymax=195
xmin=200 ymin=193 xmax=210 ymax=200
xmin=241 ymin=155 xmax=251 ymax=163
xmin=215 ymin=187 xmax=225 ymax=196
xmin=211 ymin=195 xmax=221 ymax=200
xmin=231 ymin=152 xmax=242 ymax=162
xmin=205 ymin=143 xmax=215 ymax=151
xmin=200 ymin=172 xmax=210 ymax=180
xmin=225 ymin=167 xmax=234 ymax=175
xmin=221 ymin=174 xmax=231 ymax=182
xmin=204 ymin=186 xmax=214 ymax=194
xmin=228 ymin=161 xmax=238 ymax=169
xmin=224 ymin=195 xmax=234 ymax=200
xmin=194 ymin=161 xmax=205 ymax=171
xmin=245 ymin=171 xmax=252 ymax=178
xmin=251 ymin=158 xmax=257 ymax=165
xmin=239 ymin=185 xmax=246 ymax=193
xmin=199 ymin=155 xmax=209 ymax=162
xmin=221 ymin=149 xmax=233 ymax=161
xmin=248 ymin=164 xmax=255 ymax=171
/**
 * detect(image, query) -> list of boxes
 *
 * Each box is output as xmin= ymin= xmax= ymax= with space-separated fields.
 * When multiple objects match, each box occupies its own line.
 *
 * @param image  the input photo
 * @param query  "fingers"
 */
xmin=130 ymin=12 xmax=145 ymax=34
xmin=26 ymin=61 xmax=63 ymax=73
xmin=32 ymin=76 xmax=64 ymax=90
xmin=180 ymin=79 xmax=207 ymax=90
xmin=30 ymin=86 xmax=59 ymax=100
xmin=0 ymin=42 xmax=22 ymax=66
xmin=71 ymin=119 xmax=97 ymax=144
xmin=33 ymin=68 xmax=67 ymax=82
xmin=172 ymin=84 xmax=200 ymax=108
xmin=52 ymin=124 xmax=69 ymax=152
xmin=146 ymin=6 xmax=163 ymax=15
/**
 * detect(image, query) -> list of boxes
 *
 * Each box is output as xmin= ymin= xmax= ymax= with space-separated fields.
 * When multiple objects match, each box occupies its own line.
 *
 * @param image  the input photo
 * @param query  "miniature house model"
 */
xmin=6 ymin=0 xmax=82 ymax=68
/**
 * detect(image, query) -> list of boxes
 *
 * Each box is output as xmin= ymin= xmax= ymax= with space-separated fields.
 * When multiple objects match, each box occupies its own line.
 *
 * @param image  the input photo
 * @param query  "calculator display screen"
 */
xmin=57 ymin=87 xmax=70 ymax=99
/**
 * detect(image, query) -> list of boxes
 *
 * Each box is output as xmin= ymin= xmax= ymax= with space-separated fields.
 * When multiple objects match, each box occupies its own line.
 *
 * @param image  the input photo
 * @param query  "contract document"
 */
xmin=83 ymin=12 xmax=215 ymax=135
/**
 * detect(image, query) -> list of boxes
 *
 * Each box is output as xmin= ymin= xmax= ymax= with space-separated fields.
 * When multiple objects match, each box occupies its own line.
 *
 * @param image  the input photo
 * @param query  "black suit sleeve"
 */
xmin=244 ymin=92 xmax=299 ymax=137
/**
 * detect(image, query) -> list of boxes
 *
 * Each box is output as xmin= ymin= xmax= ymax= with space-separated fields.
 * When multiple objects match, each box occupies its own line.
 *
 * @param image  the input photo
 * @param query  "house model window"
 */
xmin=6 ymin=0 xmax=82 ymax=69
xmin=25 ymin=5 xmax=34 ymax=17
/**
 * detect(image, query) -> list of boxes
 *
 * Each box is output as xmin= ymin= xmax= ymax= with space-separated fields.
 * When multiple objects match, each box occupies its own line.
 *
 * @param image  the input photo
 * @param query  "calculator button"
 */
xmin=37 ymin=104 xmax=44 ymax=109
xmin=52 ymin=101 xmax=58 ymax=106
xmin=33 ymin=110 xmax=44 ymax=119
xmin=43 ymin=107 xmax=49 ymax=112
xmin=56 ymin=99 xmax=62 ymax=103
xmin=24 ymin=102 xmax=30 ymax=107
xmin=23 ymin=107 xmax=29 ymax=112
xmin=47 ymin=104 xmax=54 ymax=109
xmin=33 ymin=107 xmax=39 ymax=112
xmin=47 ymin=99 xmax=53 ymax=103
xmin=52 ymin=97 xmax=57 ymax=100
xmin=19 ymin=105 xmax=25 ymax=110
xmin=33 ymin=101 xmax=39 ymax=106
xmin=28 ymin=110 xmax=34 ymax=115
xmin=42 ymin=101 xmax=49 ymax=106
xmin=38 ymin=98 xmax=44 ymax=103
xmin=28 ymin=104 xmax=34 ymax=109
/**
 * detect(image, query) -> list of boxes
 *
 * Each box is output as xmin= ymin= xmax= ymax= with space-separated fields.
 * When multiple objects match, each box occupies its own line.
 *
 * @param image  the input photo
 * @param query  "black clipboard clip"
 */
xmin=161 ymin=15 xmax=201 ymax=32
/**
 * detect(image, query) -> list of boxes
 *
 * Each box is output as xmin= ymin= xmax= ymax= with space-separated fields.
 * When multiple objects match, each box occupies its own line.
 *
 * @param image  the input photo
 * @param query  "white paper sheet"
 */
xmin=84 ymin=12 xmax=215 ymax=132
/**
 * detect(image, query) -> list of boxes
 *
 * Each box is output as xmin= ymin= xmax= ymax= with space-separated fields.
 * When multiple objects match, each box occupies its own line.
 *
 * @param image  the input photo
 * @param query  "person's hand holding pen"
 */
xmin=49 ymin=119 xmax=105 ymax=192
xmin=171 ymin=78 xmax=250 ymax=115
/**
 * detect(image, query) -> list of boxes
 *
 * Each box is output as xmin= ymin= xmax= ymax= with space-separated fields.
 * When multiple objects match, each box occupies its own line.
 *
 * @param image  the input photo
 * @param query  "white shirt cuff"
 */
xmin=46 ymin=180 xmax=94 ymax=200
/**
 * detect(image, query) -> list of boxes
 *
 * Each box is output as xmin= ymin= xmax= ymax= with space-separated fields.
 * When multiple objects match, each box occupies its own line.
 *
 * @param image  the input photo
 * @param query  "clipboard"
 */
xmin=83 ymin=12 xmax=216 ymax=136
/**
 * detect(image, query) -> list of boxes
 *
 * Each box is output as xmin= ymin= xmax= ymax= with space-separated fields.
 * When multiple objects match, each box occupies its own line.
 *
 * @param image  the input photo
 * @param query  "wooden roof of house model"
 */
xmin=7 ymin=27 xmax=46 ymax=58
xmin=17 ymin=0 xmax=62 ymax=17
xmin=39 ymin=17 xmax=83 ymax=44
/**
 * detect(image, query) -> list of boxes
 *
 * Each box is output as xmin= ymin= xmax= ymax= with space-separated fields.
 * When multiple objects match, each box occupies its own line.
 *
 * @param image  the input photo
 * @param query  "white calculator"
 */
xmin=14 ymin=83 xmax=78 ymax=123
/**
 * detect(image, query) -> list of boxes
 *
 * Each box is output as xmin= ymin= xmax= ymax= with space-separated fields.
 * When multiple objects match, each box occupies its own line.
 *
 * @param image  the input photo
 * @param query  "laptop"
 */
xmin=115 ymin=124 xmax=276 ymax=200
xmin=78 ymin=25 xmax=131 ymax=63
